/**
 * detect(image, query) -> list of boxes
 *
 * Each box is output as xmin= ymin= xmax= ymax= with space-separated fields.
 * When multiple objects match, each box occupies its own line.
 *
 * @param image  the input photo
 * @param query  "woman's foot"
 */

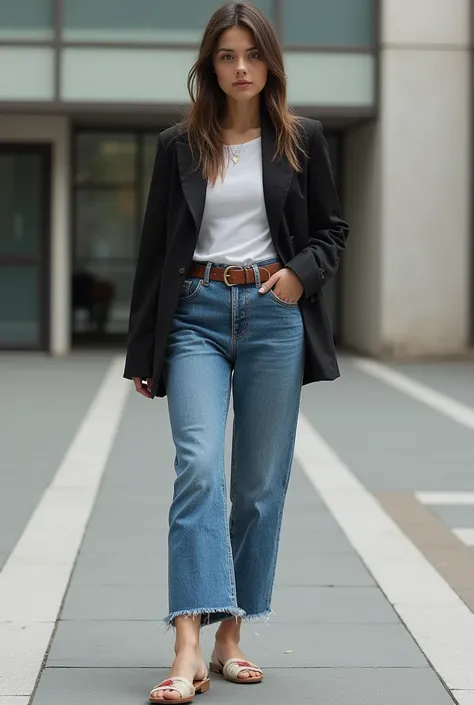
xmin=152 ymin=644 xmax=207 ymax=700
xmin=213 ymin=619 xmax=261 ymax=680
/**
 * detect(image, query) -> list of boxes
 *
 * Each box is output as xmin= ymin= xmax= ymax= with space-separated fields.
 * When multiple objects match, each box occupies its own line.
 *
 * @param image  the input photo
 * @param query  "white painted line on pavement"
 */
xmin=354 ymin=359 xmax=474 ymax=431
xmin=453 ymin=692 xmax=474 ymax=705
xmin=0 ymin=357 xmax=130 ymax=698
xmin=416 ymin=491 xmax=474 ymax=506
xmin=453 ymin=529 xmax=474 ymax=547
xmin=295 ymin=413 xmax=474 ymax=693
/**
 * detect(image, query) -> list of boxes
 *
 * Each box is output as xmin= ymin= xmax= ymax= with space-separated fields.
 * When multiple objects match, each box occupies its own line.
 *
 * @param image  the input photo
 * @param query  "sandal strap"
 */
xmin=222 ymin=658 xmax=263 ymax=679
xmin=150 ymin=676 xmax=195 ymax=698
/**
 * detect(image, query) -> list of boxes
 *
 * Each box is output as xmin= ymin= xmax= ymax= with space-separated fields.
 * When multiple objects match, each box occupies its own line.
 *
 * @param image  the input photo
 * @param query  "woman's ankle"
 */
xmin=173 ymin=614 xmax=202 ymax=654
xmin=215 ymin=622 xmax=241 ymax=645
xmin=174 ymin=639 xmax=200 ymax=654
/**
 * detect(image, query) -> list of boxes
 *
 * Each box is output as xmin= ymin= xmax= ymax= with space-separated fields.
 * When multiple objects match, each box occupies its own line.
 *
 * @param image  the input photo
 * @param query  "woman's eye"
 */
xmin=249 ymin=52 xmax=260 ymax=60
xmin=221 ymin=54 xmax=233 ymax=61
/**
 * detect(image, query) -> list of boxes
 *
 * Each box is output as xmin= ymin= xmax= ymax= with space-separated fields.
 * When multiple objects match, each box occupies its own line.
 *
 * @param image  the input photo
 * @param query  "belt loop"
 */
xmin=203 ymin=261 xmax=213 ymax=286
xmin=251 ymin=264 xmax=261 ymax=289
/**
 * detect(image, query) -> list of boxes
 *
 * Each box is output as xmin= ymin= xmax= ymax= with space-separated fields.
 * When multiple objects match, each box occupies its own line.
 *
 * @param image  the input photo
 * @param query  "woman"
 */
xmin=124 ymin=2 xmax=348 ymax=701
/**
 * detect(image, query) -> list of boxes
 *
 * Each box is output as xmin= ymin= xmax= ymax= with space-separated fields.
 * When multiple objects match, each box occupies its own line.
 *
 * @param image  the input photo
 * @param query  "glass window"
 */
xmin=0 ymin=267 xmax=39 ymax=346
xmin=63 ymin=0 xmax=274 ymax=43
xmin=0 ymin=0 xmax=54 ymax=40
xmin=72 ymin=128 xmax=174 ymax=341
xmin=61 ymin=47 xmax=193 ymax=104
xmin=282 ymin=0 xmax=374 ymax=47
xmin=0 ymin=48 xmax=54 ymax=101
xmin=75 ymin=190 xmax=136 ymax=260
xmin=75 ymin=134 xmax=137 ymax=186
xmin=0 ymin=153 xmax=43 ymax=256
xmin=72 ymin=260 xmax=136 ymax=335
xmin=286 ymin=52 xmax=375 ymax=107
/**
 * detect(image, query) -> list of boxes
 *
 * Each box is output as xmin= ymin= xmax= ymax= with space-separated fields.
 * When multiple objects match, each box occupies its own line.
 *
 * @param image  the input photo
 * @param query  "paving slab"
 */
xmin=453 ymin=692 xmax=474 ymax=705
xmin=301 ymin=360 xmax=474 ymax=492
xmin=270 ymin=586 xmax=399 ymax=624
xmin=430 ymin=505 xmax=474 ymax=529
xmin=275 ymin=552 xmax=375 ymax=586
xmin=387 ymin=361 xmax=474 ymax=410
xmin=0 ymin=552 xmax=8 ymax=572
xmin=46 ymin=620 xmax=427 ymax=669
xmin=0 ymin=622 xmax=54 ymax=696
xmin=77 ymin=531 xmax=169 ymax=556
xmin=60 ymin=583 xmax=168 ymax=621
xmin=70 ymin=551 xmax=168 ymax=587
xmin=60 ymin=585 xmax=398 ymax=624
xmin=31 ymin=667 xmax=454 ymax=705
xmin=0 ymin=354 xmax=112 ymax=569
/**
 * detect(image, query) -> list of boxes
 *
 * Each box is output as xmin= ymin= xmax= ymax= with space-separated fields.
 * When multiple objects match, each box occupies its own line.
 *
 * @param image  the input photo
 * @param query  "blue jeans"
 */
xmin=162 ymin=258 xmax=305 ymax=626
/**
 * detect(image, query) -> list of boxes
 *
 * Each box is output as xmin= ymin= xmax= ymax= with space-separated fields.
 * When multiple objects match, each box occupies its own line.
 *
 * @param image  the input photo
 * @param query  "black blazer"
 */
xmin=124 ymin=115 xmax=349 ymax=398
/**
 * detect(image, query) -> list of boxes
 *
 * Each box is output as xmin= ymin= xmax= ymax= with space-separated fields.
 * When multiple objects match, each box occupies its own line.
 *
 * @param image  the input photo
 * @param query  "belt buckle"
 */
xmin=223 ymin=265 xmax=244 ymax=286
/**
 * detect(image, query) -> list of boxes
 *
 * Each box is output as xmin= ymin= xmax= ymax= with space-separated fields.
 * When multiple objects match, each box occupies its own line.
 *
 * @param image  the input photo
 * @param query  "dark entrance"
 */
xmin=0 ymin=144 xmax=51 ymax=350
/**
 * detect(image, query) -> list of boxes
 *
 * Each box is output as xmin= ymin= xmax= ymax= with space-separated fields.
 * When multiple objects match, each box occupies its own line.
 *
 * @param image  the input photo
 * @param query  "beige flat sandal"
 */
xmin=209 ymin=651 xmax=263 ymax=684
xmin=149 ymin=674 xmax=210 ymax=703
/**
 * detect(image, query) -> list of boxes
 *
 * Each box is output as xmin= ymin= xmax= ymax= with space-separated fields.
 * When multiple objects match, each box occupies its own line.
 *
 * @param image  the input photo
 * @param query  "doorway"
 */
xmin=0 ymin=144 xmax=51 ymax=350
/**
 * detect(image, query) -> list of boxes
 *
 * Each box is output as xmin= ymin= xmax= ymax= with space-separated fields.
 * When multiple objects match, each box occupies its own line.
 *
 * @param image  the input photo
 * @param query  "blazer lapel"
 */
xmin=177 ymin=122 xmax=293 ymax=250
xmin=177 ymin=141 xmax=207 ymax=236
xmin=261 ymin=120 xmax=294 ymax=248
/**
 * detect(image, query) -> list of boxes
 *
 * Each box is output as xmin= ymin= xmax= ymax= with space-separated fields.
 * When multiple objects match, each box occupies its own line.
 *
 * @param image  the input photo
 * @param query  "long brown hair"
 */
xmin=182 ymin=2 xmax=304 ymax=184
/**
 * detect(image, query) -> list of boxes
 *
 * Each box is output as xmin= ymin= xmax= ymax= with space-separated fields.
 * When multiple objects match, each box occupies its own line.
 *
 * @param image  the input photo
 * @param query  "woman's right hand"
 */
xmin=132 ymin=377 xmax=153 ymax=399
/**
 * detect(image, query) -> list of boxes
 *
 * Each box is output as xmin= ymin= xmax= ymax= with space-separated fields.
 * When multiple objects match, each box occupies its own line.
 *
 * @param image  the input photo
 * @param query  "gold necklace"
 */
xmin=230 ymin=145 xmax=241 ymax=165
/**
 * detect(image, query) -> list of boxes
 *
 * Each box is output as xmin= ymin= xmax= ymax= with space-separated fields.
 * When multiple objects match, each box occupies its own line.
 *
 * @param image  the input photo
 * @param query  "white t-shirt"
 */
xmin=193 ymin=137 xmax=278 ymax=266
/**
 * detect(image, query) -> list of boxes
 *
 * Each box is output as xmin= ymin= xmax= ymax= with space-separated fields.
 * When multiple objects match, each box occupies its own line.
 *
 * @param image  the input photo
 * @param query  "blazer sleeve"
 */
xmin=285 ymin=121 xmax=349 ymax=299
xmin=123 ymin=132 xmax=170 ymax=380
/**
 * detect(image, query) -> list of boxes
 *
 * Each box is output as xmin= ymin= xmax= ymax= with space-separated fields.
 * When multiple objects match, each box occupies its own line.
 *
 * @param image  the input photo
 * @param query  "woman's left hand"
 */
xmin=259 ymin=268 xmax=304 ymax=304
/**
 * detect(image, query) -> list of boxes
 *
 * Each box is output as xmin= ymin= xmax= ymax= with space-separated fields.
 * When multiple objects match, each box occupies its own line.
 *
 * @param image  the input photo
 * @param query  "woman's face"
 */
xmin=213 ymin=26 xmax=268 ymax=102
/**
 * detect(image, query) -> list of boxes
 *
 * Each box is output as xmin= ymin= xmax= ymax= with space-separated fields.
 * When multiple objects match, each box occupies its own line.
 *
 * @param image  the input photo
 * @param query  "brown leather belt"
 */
xmin=188 ymin=261 xmax=282 ymax=287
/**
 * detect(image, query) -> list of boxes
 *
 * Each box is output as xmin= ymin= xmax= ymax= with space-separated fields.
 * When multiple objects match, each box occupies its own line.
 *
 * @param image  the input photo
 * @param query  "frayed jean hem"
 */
xmin=163 ymin=607 xmax=246 ymax=630
xmin=218 ymin=608 xmax=274 ymax=625
xmin=243 ymin=608 xmax=274 ymax=623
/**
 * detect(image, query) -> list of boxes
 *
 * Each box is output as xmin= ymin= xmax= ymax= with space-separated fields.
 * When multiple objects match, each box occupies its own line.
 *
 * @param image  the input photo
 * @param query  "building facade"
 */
xmin=0 ymin=0 xmax=471 ymax=358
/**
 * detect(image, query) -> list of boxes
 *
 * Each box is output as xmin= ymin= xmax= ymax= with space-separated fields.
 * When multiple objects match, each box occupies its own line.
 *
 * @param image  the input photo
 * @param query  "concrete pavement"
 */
xmin=0 ymin=352 xmax=473 ymax=704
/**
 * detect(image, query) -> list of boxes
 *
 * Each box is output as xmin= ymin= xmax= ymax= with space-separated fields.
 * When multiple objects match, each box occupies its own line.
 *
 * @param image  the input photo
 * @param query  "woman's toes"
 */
xmin=238 ymin=669 xmax=260 ymax=679
xmin=162 ymin=691 xmax=180 ymax=700
xmin=152 ymin=689 xmax=180 ymax=700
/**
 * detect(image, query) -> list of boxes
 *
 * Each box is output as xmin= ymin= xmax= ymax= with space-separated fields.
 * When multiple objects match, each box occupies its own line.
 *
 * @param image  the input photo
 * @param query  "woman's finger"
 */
xmin=132 ymin=377 xmax=152 ymax=399
xmin=258 ymin=271 xmax=281 ymax=293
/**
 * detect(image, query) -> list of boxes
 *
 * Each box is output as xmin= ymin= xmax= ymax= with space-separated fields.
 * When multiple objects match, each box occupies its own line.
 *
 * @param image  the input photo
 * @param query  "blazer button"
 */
xmin=178 ymin=268 xmax=186 ymax=275
xmin=310 ymin=295 xmax=317 ymax=304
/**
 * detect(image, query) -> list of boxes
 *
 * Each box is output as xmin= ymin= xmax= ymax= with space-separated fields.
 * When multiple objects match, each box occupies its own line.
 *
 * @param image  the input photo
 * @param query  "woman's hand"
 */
xmin=133 ymin=377 xmax=153 ymax=399
xmin=258 ymin=268 xmax=304 ymax=303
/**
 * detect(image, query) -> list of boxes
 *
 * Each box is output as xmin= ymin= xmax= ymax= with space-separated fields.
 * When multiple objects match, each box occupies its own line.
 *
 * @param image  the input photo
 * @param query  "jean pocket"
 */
xmin=180 ymin=278 xmax=203 ymax=302
xmin=268 ymin=289 xmax=300 ymax=308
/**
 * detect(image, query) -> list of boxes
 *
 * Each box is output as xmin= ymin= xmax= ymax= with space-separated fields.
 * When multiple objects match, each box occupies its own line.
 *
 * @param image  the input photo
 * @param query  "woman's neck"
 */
xmin=222 ymin=97 xmax=261 ymax=134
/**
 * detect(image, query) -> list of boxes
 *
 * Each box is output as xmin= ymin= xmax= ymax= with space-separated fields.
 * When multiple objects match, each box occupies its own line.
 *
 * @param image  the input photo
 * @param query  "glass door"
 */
xmin=72 ymin=129 xmax=164 ymax=344
xmin=0 ymin=144 xmax=50 ymax=349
